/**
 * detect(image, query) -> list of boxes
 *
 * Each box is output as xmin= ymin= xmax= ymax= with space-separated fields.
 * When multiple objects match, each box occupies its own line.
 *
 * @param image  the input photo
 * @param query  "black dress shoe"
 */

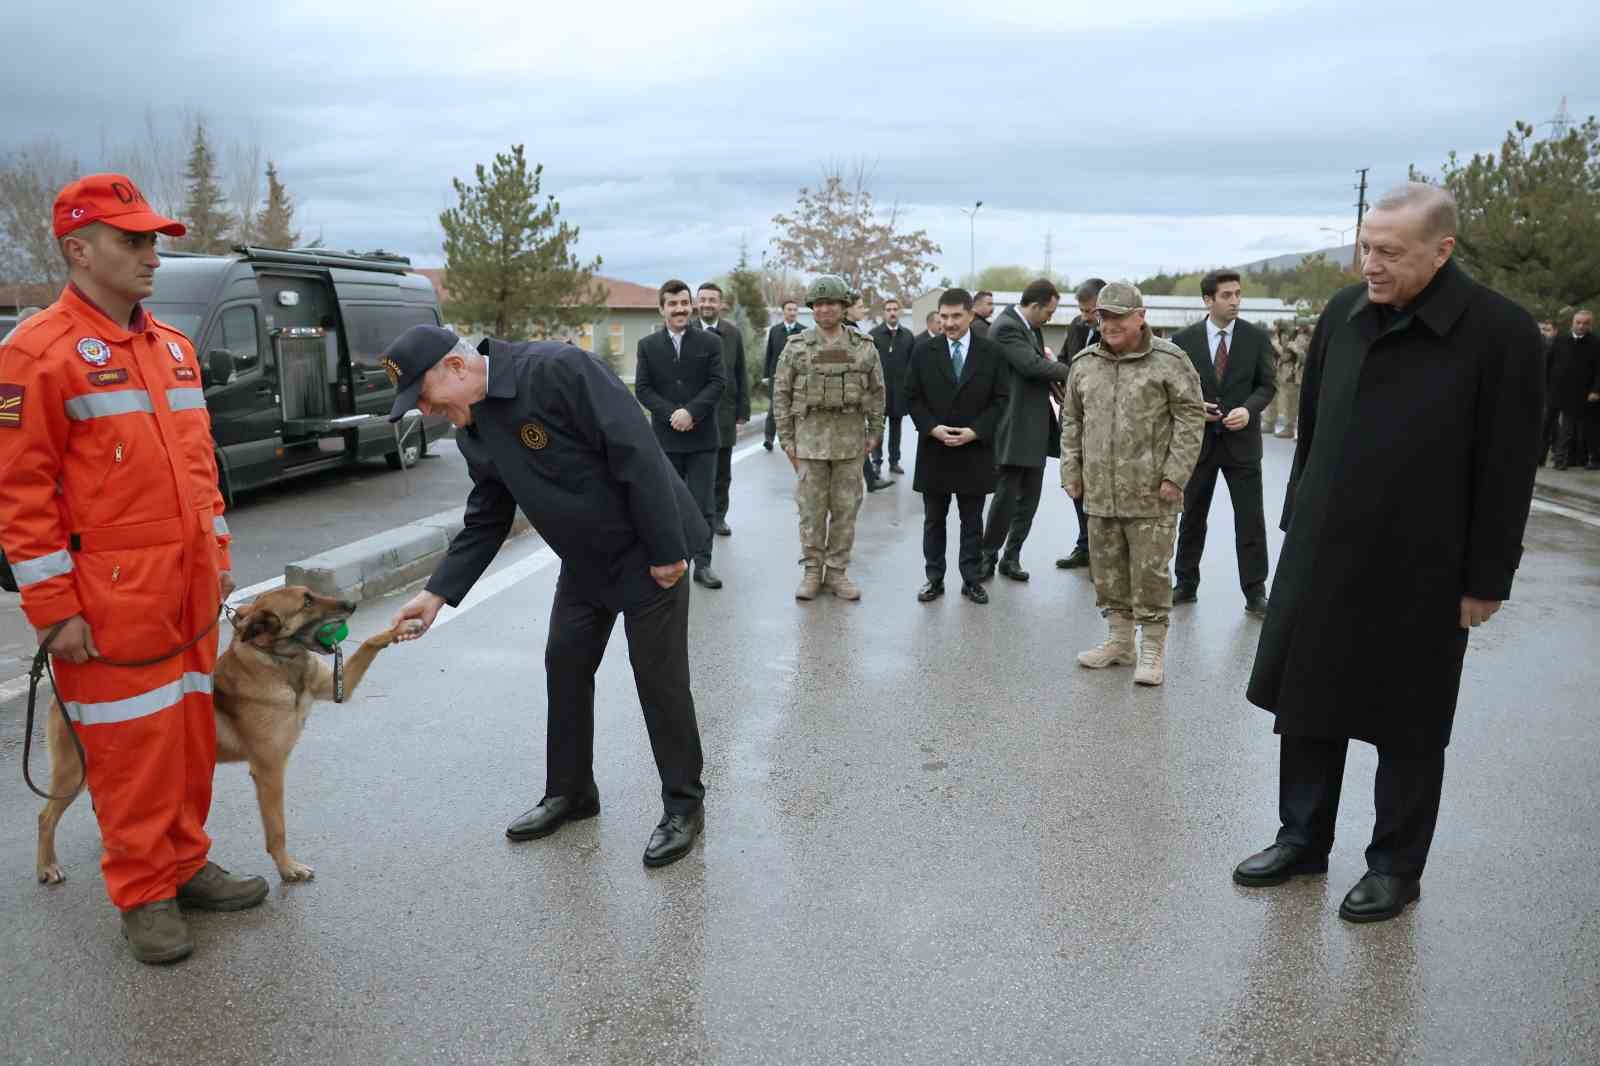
xmin=643 ymin=808 xmax=704 ymax=868
xmin=865 ymin=473 xmax=894 ymax=492
xmin=1231 ymin=842 xmax=1329 ymax=887
xmin=693 ymin=566 xmax=723 ymax=589
xmin=763 ymin=441 xmax=773 ymax=451
xmin=917 ymin=581 xmax=944 ymax=602
xmin=889 ymin=463 xmax=904 ymax=474
xmin=1244 ymin=591 xmax=1269 ymax=616
xmin=506 ymin=790 xmax=600 ymax=841
xmin=1172 ymin=584 xmax=1198 ymax=604
xmin=1056 ymin=546 xmax=1090 ymax=569
xmin=960 ymin=582 xmax=989 ymax=604
xmin=997 ymin=559 xmax=1029 ymax=582
xmin=1338 ymin=872 xmax=1420 ymax=923
xmin=715 ymin=520 xmax=732 ymax=536
xmin=978 ymin=553 xmax=997 ymax=581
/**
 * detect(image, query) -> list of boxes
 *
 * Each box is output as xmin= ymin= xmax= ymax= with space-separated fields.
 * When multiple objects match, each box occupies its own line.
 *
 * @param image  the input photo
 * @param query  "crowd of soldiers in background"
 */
xmin=1537 ymin=310 xmax=1599 ymax=471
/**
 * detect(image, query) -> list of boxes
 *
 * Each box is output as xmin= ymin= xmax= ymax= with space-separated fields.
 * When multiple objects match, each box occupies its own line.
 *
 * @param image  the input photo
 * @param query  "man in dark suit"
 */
xmin=636 ymin=279 xmax=727 ymax=588
xmin=970 ymin=290 xmax=994 ymax=338
xmin=763 ymin=299 xmax=804 ymax=451
xmin=386 ymin=325 xmax=711 ymax=869
xmin=981 ymin=279 xmax=1071 ymax=582
xmin=1171 ymin=270 xmax=1276 ymax=615
xmin=1056 ymin=277 xmax=1105 ymax=571
xmin=1549 ymin=308 xmax=1598 ymax=470
xmin=904 ymin=288 xmax=1009 ymax=604
xmin=870 ymin=297 xmax=917 ymax=475
xmin=696 ymin=283 xmax=749 ymax=533
xmin=915 ymin=310 xmax=939 ymax=349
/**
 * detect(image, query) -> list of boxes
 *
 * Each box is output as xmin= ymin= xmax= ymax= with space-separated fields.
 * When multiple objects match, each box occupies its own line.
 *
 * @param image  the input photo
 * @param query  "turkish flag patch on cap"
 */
xmin=0 ymin=383 xmax=23 ymax=428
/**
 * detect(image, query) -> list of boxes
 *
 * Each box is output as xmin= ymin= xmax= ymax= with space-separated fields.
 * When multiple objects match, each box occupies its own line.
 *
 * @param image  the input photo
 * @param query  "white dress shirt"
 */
xmin=1205 ymin=317 xmax=1234 ymax=361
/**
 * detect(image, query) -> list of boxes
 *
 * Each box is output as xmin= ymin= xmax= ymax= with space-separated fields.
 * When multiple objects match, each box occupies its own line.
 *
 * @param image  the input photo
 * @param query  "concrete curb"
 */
xmin=283 ymin=418 xmax=769 ymax=603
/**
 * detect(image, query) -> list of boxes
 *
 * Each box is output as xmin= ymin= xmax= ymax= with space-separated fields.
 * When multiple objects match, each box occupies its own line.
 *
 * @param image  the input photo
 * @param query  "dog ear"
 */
xmin=240 ymin=610 xmax=282 ymax=645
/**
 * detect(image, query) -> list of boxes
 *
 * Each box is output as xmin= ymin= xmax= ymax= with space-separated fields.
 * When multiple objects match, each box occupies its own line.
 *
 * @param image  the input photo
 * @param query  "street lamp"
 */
xmin=1320 ymin=225 xmax=1352 ymax=247
xmin=959 ymin=201 xmax=983 ymax=283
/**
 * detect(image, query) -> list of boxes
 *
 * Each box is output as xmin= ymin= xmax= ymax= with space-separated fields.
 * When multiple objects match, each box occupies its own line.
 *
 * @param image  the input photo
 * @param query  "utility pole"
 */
xmin=959 ymin=200 xmax=983 ymax=283
xmin=1044 ymin=229 xmax=1053 ymax=279
xmin=1351 ymin=168 xmax=1369 ymax=274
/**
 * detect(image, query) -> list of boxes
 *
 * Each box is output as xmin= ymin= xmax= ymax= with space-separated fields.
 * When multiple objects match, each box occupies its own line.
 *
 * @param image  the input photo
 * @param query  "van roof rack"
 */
xmin=231 ymin=245 xmax=414 ymax=274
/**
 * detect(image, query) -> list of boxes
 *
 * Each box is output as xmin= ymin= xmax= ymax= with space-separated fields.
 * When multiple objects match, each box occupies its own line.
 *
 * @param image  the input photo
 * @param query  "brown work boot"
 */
xmin=177 ymin=861 xmax=268 ymax=912
xmin=121 ymin=899 xmax=193 ymax=965
xmin=823 ymin=568 xmax=861 ymax=601
xmin=1078 ymin=614 xmax=1135 ymax=669
xmin=795 ymin=565 xmax=823 ymax=601
xmin=1134 ymin=623 xmax=1168 ymax=686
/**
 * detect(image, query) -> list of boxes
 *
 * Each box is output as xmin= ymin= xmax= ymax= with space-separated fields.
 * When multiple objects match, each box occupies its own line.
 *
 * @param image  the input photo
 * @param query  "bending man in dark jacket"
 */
xmin=387 ymin=325 xmax=712 ymax=870
xmin=1235 ymin=184 xmax=1543 ymax=923
xmin=980 ymin=279 xmax=1070 ymax=582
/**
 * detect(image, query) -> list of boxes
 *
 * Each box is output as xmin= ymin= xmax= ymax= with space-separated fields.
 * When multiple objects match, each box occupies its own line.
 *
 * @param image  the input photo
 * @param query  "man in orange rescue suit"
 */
xmin=0 ymin=174 xmax=266 ymax=966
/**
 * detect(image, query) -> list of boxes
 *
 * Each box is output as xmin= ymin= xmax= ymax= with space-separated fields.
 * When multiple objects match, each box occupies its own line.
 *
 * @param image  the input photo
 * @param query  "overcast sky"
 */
xmin=4 ymin=0 xmax=1597 ymax=290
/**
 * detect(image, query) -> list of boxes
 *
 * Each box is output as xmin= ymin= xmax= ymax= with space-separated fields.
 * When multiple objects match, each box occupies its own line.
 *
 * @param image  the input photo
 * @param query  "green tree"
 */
xmin=439 ymin=144 xmax=605 ymax=338
xmin=962 ymin=264 xmax=1066 ymax=292
xmin=256 ymin=161 xmax=301 ymax=248
xmin=1273 ymin=254 xmax=1359 ymax=313
xmin=175 ymin=121 xmax=234 ymax=254
xmin=727 ymin=243 xmax=770 ymax=398
xmin=1412 ymin=117 xmax=1600 ymax=317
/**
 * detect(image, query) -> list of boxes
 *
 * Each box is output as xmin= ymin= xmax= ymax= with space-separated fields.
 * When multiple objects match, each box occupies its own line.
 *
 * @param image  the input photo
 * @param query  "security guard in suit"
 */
xmin=387 ymin=326 xmax=710 ymax=868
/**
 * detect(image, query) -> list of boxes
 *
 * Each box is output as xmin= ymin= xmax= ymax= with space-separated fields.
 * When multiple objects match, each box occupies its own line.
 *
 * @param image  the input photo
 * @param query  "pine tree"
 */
xmin=177 ymin=121 xmax=234 ymax=254
xmin=438 ymin=144 xmax=605 ymax=338
xmin=257 ymin=161 xmax=301 ymax=249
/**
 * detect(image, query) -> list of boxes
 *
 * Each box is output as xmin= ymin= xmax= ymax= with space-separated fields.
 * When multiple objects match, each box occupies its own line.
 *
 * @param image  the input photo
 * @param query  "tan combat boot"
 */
xmin=1078 ymin=614 xmax=1135 ymax=668
xmin=795 ymin=565 xmax=823 ymax=601
xmin=1135 ymin=623 xmax=1168 ymax=686
xmin=823 ymin=568 xmax=861 ymax=601
xmin=121 ymin=898 xmax=193 ymax=965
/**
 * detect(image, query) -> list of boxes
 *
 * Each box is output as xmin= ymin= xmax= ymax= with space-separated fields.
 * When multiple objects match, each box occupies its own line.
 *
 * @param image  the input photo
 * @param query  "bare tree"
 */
xmin=227 ymin=134 xmax=263 ymax=246
xmin=0 ymin=138 xmax=80 ymax=289
xmin=768 ymin=161 xmax=941 ymax=310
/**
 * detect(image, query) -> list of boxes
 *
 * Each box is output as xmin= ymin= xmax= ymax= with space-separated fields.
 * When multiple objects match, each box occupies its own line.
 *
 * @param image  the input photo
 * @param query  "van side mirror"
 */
xmin=206 ymin=349 xmax=235 ymax=387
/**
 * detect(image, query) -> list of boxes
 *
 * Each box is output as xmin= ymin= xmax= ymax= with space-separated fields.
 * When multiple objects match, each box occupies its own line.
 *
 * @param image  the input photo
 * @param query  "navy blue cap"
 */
xmin=383 ymin=325 xmax=459 ymax=421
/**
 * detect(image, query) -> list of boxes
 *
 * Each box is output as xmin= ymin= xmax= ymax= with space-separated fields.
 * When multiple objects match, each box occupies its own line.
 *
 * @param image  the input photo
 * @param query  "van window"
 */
xmin=345 ymin=305 xmax=442 ymax=366
xmin=220 ymin=306 xmax=261 ymax=372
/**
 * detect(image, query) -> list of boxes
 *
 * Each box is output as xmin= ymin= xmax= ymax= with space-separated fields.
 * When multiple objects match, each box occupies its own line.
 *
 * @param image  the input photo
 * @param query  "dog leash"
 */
xmin=21 ymin=606 xmax=230 ymax=801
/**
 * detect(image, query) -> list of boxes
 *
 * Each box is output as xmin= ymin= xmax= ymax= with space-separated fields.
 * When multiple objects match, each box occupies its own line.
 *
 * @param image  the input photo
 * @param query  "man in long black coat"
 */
xmin=696 ymin=283 xmax=749 ymax=534
xmin=1235 ymin=184 xmax=1543 ymax=923
xmin=980 ymin=279 xmax=1070 ymax=582
xmin=904 ymin=288 xmax=1009 ymax=604
xmin=1055 ymin=278 xmax=1105 ymax=571
xmin=1170 ymin=270 xmax=1277 ymax=614
xmin=1548 ymin=308 xmax=1598 ymax=469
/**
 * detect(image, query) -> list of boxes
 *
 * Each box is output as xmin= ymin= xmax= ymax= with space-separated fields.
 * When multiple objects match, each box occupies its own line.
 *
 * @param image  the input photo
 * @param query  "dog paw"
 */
xmin=37 ymin=864 xmax=65 ymax=885
xmin=277 ymin=859 xmax=315 ymax=882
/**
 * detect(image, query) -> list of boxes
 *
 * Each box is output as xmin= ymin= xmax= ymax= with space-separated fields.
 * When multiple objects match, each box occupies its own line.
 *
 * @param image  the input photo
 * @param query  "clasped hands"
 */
xmin=931 ymin=425 xmax=977 ymax=447
xmin=1206 ymin=403 xmax=1250 ymax=430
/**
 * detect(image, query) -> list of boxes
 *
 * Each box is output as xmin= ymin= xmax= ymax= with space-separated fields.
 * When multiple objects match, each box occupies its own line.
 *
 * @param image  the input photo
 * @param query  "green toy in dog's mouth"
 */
xmin=314 ymin=620 xmax=349 ymax=649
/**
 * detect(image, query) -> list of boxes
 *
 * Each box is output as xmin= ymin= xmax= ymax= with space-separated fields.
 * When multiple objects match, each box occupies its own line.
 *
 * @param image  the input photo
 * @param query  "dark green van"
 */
xmin=146 ymin=245 xmax=451 ymax=502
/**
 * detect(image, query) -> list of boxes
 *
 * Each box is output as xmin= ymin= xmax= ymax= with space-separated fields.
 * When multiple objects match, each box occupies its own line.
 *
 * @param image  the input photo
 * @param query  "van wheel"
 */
xmin=385 ymin=434 xmax=426 ymax=470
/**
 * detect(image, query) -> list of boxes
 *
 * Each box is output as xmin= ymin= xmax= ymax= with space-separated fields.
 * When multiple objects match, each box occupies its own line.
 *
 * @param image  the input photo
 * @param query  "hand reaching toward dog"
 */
xmin=392 ymin=591 xmax=445 ymax=641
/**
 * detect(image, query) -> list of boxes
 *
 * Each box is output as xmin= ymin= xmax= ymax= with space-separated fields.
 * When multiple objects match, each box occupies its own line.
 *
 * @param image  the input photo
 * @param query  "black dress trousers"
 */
xmin=667 ymin=450 xmax=717 ymax=567
xmin=714 ymin=445 xmax=734 ymax=521
xmin=1173 ymin=445 xmax=1269 ymax=595
xmin=1274 ymin=735 xmax=1446 ymax=878
xmin=923 ymin=492 xmax=985 ymax=584
xmin=981 ymin=464 xmax=1044 ymax=561
xmin=543 ymin=567 xmax=706 ymax=816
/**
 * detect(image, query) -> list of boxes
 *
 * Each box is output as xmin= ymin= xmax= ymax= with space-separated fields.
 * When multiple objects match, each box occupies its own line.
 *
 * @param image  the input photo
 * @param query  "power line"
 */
xmin=1542 ymin=96 xmax=1573 ymax=140
xmin=1351 ymin=168 xmax=1369 ymax=274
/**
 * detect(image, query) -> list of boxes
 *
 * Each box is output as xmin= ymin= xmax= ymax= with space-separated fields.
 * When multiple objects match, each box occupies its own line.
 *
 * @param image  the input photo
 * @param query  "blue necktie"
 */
xmin=951 ymin=338 xmax=964 ymax=377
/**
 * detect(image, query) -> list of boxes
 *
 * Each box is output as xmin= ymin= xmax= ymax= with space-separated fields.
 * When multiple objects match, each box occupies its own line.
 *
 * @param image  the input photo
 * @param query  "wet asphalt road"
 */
xmin=2 ymin=427 xmax=1597 ymax=1065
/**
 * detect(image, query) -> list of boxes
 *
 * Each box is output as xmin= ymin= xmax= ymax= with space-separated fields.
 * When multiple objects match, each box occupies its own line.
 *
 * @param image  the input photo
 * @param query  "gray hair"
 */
xmin=450 ymin=339 xmax=480 ymax=360
xmin=1371 ymin=182 xmax=1458 ymax=239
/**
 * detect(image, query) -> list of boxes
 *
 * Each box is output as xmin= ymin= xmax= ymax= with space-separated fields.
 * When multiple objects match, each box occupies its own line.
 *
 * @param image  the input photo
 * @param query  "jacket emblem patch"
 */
xmin=173 ymin=366 xmax=197 ymax=381
xmin=0 ymin=383 xmax=22 ymax=428
xmin=87 ymin=368 xmax=130 ymax=387
xmin=519 ymin=423 xmax=549 ymax=450
xmin=76 ymin=337 xmax=112 ymax=366
xmin=167 ymin=341 xmax=185 ymax=363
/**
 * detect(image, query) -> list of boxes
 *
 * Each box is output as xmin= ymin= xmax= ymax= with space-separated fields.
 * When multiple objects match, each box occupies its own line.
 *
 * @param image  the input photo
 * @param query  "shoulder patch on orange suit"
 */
xmin=0 ymin=383 xmax=24 ymax=427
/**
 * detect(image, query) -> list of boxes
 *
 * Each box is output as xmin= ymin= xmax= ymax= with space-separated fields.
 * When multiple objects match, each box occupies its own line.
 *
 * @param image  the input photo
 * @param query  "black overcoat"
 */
xmin=1246 ymin=261 xmax=1543 ymax=750
xmin=989 ymin=305 xmax=1071 ymax=467
xmin=870 ymin=322 xmax=916 ymax=417
xmin=1169 ymin=317 xmax=1276 ymax=464
xmin=702 ymin=319 xmax=749 ymax=445
xmin=904 ymin=332 xmax=1009 ymax=495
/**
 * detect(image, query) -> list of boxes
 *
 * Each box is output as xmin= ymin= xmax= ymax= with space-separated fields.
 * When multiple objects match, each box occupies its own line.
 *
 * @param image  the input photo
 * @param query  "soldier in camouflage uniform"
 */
xmin=1274 ymin=323 xmax=1310 ymax=438
xmin=772 ymin=274 xmax=886 ymax=601
xmin=1261 ymin=324 xmax=1289 ymax=432
xmin=1060 ymin=281 xmax=1205 ymax=685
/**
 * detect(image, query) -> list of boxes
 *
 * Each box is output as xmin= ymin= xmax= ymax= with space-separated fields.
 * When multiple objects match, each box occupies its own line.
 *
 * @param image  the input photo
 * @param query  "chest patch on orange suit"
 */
xmin=0 ymin=383 xmax=23 ymax=427
xmin=173 ymin=366 xmax=197 ymax=381
xmin=87 ymin=368 xmax=130 ymax=386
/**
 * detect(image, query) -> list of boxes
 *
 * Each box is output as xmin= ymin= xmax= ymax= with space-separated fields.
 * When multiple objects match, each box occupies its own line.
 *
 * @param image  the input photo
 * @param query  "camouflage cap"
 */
xmin=1095 ymin=281 xmax=1144 ymax=315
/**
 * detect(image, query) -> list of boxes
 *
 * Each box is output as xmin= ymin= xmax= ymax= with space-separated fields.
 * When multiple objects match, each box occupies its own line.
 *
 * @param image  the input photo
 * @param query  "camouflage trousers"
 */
xmin=1087 ymin=515 xmax=1178 ymax=624
xmin=795 ymin=458 xmax=866 ymax=570
xmin=1263 ymin=366 xmax=1301 ymax=432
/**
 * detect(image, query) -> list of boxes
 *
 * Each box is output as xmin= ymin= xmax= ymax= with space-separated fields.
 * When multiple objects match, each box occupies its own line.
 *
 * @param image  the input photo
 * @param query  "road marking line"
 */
xmin=1531 ymin=498 xmax=1600 ymax=529
xmin=0 ymin=672 xmax=44 ymax=704
xmin=228 ymin=574 xmax=285 ymax=605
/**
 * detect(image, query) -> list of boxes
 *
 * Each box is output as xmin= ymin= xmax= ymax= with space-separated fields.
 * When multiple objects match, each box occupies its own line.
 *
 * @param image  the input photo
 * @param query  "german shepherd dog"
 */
xmin=36 ymin=586 xmax=407 ymax=885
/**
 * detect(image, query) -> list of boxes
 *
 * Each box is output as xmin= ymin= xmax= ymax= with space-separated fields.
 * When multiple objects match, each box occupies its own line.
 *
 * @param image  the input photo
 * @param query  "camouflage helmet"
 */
xmin=805 ymin=274 xmax=852 ymax=308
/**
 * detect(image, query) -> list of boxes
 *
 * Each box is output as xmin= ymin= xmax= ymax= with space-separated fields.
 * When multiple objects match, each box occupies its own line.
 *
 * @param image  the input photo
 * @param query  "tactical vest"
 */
xmin=792 ymin=339 xmax=872 ymax=418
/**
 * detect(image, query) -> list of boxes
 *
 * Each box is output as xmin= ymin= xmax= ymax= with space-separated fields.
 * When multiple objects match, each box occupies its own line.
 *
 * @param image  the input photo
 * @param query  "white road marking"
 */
xmin=0 ymin=672 xmax=44 ymax=704
xmin=1530 ymin=498 xmax=1600 ymax=529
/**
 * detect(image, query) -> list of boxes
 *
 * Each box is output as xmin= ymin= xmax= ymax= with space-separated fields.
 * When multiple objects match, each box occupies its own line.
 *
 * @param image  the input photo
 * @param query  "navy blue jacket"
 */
xmin=634 ymin=326 xmax=725 ymax=453
xmin=427 ymin=339 xmax=711 ymax=610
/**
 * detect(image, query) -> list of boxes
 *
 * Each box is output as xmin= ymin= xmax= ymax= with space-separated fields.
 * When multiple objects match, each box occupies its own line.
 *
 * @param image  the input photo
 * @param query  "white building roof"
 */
xmin=976 ymin=290 xmax=1298 ymax=331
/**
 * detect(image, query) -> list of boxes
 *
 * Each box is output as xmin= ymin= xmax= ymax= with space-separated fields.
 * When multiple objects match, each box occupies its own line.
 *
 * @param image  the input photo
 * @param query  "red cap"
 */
xmin=52 ymin=173 xmax=187 ymax=239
